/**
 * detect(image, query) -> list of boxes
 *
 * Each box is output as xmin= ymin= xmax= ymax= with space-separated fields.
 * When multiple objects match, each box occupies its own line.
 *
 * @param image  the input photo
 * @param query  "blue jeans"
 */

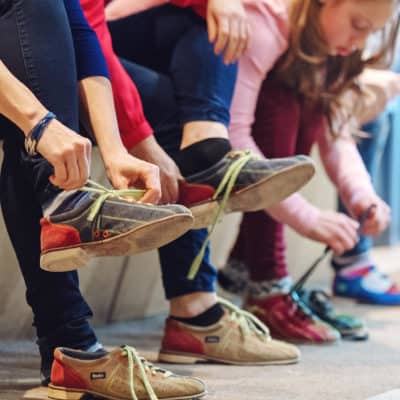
xmin=115 ymin=6 xmax=237 ymax=299
xmin=338 ymin=113 xmax=391 ymax=258
xmin=0 ymin=0 xmax=97 ymax=359
xmin=112 ymin=6 xmax=237 ymax=299
xmin=108 ymin=4 xmax=237 ymax=129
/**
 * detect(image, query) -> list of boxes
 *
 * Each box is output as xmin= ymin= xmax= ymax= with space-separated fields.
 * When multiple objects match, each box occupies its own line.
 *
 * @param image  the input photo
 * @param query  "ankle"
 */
xmin=169 ymin=292 xmax=218 ymax=318
xmin=248 ymin=276 xmax=293 ymax=299
xmin=181 ymin=121 xmax=228 ymax=149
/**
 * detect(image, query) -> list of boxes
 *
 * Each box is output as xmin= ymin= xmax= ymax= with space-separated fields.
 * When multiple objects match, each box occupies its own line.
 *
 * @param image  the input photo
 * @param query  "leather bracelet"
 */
xmin=24 ymin=111 xmax=56 ymax=156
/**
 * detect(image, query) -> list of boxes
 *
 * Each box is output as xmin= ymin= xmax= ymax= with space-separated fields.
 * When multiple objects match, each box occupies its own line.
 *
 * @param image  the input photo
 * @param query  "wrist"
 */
xmin=101 ymin=144 xmax=128 ymax=164
xmin=21 ymin=106 xmax=49 ymax=136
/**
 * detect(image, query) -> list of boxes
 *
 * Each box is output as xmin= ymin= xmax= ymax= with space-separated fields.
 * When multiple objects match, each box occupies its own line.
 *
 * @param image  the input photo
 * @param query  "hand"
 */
xmin=206 ymin=0 xmax=250 ymax=64
xmin=104 ymin=150 xmax=161 ymax=204
xmin=306 ymin=210 xmax=360 ymax=255
xmin=348 ymin=193 xmax=391 ymax=236
xmin=129 ymin=136 xmax=182 ymax=204
xmin=36 ymin=119 xmax=92 ymax=191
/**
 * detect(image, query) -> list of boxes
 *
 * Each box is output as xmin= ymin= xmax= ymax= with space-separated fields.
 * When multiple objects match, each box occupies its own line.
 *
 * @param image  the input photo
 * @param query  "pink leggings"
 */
xmin=230 ymin=79 xmax=324 ymax=281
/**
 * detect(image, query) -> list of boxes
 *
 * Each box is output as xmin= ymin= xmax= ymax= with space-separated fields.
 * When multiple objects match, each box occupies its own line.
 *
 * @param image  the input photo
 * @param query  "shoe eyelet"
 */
xmin=103 ymin=230 xmax=110 ymax=238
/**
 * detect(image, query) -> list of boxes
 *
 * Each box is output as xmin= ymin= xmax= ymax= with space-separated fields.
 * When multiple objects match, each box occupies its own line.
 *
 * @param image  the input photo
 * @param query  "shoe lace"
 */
xmin=286 ymin=292 xmax=316 ymax=322
xmin=80 ymin=180 xmax=146 ymax=222
xmin=218 ymin=297 xmax=271 ymax=342
xmin=188 ymin=151 xmax=258 ymax=279
xmin=121 ymin=345 xmax=172 ymax=400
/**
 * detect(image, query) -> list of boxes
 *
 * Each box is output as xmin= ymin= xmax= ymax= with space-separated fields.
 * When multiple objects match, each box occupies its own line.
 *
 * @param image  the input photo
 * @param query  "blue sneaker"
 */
xmin=333 ymin=265 xmax=400 ymax=306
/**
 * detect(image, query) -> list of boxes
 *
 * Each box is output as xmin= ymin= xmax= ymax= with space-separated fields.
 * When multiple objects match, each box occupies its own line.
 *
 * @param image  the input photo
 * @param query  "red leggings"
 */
xmin=230 ymin=79 xmax=324 ymax=281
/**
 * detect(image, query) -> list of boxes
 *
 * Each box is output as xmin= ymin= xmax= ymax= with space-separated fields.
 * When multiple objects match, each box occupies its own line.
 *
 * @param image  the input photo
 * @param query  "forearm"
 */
xmin=79 ymin=76 xmax=126 ymax=162
xmin=0 ymin=61 xmax=48 ymax=136
xmin=105 ymin=0 xmax=167 ymax=20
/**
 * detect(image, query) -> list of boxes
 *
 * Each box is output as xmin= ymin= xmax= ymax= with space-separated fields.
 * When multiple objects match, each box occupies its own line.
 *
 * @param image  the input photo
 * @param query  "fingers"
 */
xmin=223 ymin=18 xmax=240 ymax=64
xmin=50 ymin=159 xmax=68 ymax=188
xmin=207 ymin=11 xmax=218 ymax=43
xmin=214 ymin=15 xmax=230 ymax=56
xmin=328 ymin=214 xmax=359 ymax=254
xmin=139 ymin=165 xmax=161 ymax=204
xmin=211 ymin=13 xmax=249 ymax=64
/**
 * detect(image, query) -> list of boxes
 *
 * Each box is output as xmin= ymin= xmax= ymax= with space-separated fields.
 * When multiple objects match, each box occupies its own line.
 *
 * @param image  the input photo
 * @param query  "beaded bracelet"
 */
xmin=24 ymin=111 xmax=56 ymax=156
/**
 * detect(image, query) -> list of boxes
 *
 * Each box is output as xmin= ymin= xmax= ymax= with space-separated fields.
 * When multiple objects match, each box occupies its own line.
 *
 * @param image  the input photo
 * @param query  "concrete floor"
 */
xmin=1 ymin=250 xmax=399 ymax=400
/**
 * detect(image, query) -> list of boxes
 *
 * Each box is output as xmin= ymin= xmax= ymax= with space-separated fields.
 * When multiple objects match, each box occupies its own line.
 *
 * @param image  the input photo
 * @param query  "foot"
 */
xmin=40 ymin=180 xmax=193 ymax=272
xmin=333 ymin=265 xmax=400 ymax=306
xmin=298 ymin=289 xmax=368 ymax=340
xmin=159 ymin=297 xmax=300 ymax=365
xmin=179 ymin=151 xmax=315 ymax=229
xmin=48 ymin=346 xmax=206 ymax=400
xmin=245 ymin=292 xmax=341 ymax=344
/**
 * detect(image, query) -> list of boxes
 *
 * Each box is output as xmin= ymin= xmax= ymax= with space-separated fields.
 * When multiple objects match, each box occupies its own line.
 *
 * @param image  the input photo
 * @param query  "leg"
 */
xmin=0 ymin=0 xmax=97 ymax=381
xmin=222 ymin=81 xmax=339 ymax=343
xmin=109 ymin=5 xmax=236 ymax=150
xmin=120 ymin=57 xmax=300 ymax=365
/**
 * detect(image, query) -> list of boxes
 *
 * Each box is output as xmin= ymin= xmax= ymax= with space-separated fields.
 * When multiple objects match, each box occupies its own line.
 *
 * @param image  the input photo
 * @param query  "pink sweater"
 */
xmin=228 ymin=0 xmax=375 ymax=235
xmin=106 ymin=0 xmax=376 ymax=235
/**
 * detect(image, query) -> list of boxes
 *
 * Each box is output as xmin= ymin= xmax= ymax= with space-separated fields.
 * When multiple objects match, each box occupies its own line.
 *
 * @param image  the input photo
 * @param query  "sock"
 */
xmin=171 ymin=302 xmax=225 ymax=327
xmin=174 ymin=138 xmax=231 ymax=177
xmin=43 ymin=190 xmax=88 ymax=217
xmin=332 ymin=252 xmax=372 ymax=276
xmin=248 ymin=276 xmax=293 ymax=299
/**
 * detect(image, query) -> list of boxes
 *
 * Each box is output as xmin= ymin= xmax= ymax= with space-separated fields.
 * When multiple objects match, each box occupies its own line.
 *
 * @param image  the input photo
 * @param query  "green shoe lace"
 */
xmin=188 ymin=150 xmax=258 ymax=279
xmin=122 ymin=345 xmax=172 ymax=400
xmin=81 ymin=180 xmax=146 ymax=222
xmin=218 ymin=297 xmax=271 ymax=342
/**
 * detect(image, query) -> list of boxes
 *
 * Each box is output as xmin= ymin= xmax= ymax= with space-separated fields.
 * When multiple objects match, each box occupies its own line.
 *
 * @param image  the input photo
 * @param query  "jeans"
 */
xmin=337 ymin=113 xmax=391 ymax=258
xmin=109 ymin=5 xmax=238 ymax=298
xmin=0 ymin=0 xmax=97 ymax=361
xmin=108 ymin=4 xmax=237 ymax=129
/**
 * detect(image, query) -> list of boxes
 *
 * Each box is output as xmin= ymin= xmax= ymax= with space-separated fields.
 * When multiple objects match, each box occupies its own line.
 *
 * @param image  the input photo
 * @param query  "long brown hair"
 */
xmin=272 ymin=0 xmax=400 ymax=135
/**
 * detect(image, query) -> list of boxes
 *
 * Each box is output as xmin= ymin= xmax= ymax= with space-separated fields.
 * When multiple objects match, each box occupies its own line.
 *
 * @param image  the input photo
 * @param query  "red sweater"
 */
xmin=80 ymin=0 xmax=206 ymax=149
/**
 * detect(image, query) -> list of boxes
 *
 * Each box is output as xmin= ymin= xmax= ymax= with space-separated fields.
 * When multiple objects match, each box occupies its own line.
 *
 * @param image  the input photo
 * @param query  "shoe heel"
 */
xmin=159 ymin=351 xmax=203 ymax=364
xmin=48 ymin=386 xmax=85 ymax=400
xmin=40 ymin=247 xmax=90 ymax=272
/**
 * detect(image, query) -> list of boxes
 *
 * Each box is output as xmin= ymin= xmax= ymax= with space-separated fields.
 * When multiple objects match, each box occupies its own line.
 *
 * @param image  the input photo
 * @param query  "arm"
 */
xmin=229 ymin=5 xmax=288 ymax=154
xmin=81 ymin=0 xmax=180 ymax=203
xmin=65 ymin=0 xmax=161 ymax=202
xmin=317 ymin=128 xmax=390 ymax=236
xmin=0 ymin=60 xmax=92 ymax=190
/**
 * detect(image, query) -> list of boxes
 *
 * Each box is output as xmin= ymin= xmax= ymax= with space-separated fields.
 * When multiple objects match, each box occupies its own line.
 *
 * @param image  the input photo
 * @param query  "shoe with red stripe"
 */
xmin=244 ymin=293 xmax=341 ymax=344
xmin=159 ymin=297 xmax=300 ymax=365
xmin=40 ymin=181 xmax=193 ymax=272
xmin=178 ymin=151 xmax=315 ymax=229
xmin=48 ymin=346 xmax=206 ymax=400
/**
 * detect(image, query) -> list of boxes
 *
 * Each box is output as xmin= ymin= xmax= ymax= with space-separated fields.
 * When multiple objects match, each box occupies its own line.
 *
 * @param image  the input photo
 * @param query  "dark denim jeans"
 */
xmin=0 ymin=0 xmax=97 ymax=361
xmin=108 ymin=4 xmax=237 ymax=129
xmin=109 ymin=5 xmax=238 ymax=299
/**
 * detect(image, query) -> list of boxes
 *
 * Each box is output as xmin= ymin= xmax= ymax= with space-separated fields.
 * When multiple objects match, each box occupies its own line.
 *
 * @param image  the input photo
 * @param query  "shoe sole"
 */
xmin=40 ymin=214 xmax=193 ymax=272
xmin=22 ymin=387 xmax=48 ymax=400
xmin=190 ymin=161 xmax=315 ymax=229
xmin=158 ymin=350 xmax=300 ymax=365
xmin=47 ymin=384 xmax=206 ymax=400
